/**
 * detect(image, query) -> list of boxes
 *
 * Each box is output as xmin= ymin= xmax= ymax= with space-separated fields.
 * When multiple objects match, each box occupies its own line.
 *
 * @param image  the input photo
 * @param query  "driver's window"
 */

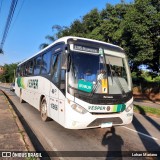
xmin=52 ymin=54 xmax=61 ymax=85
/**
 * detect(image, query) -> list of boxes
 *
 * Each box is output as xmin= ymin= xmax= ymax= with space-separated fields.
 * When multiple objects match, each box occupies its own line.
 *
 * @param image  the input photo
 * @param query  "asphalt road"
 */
xmin=0 ymin=86 xmax=160 ymax=160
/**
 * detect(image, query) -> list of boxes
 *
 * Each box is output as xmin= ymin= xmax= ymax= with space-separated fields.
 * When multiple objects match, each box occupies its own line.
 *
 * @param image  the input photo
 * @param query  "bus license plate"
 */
xmin=101 ymin=122 xmax=112 ymax=128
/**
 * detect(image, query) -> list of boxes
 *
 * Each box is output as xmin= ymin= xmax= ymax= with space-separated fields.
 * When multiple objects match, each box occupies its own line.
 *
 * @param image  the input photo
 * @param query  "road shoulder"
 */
xmin=0 ymin=90 xmax=35 ymax=152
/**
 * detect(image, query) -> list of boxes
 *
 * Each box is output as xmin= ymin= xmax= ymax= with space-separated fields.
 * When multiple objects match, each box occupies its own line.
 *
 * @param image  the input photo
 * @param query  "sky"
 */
xmin=0 ymin=0 xmax=133 ymax=65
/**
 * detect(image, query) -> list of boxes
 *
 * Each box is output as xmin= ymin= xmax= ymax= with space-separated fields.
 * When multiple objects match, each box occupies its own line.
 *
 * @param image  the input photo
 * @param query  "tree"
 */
xmin=121 ymin=0 xmax=160 ymax=74
xmin=39 ymin=0 xmax=160 ymax=75
xmin=0 ymin=63 xmax=18 ymax=83
xmin=39 ymin=25 xmax=68 ymax=49
xmin=100 ymin=3 xmax=130 ymax=43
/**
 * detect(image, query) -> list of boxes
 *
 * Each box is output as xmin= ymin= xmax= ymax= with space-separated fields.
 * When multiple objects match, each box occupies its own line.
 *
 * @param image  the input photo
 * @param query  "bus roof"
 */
xmin=18 ymin=36 xmax=124 ymax=66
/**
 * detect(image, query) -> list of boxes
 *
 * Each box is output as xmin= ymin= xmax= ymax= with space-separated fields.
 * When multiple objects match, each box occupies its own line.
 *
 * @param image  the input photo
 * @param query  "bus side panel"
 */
xmin=15 ymin=76 xmax=49 ymax=111
xmin=15 ymin=78 xmax=20 ymax=97
xmin=58 ymin=91 xmax=65 ymax=126
xmin=49 ymin=82 xmax=66 ymax=126
xmin=29 ymin=76 xmax=50 ymax=111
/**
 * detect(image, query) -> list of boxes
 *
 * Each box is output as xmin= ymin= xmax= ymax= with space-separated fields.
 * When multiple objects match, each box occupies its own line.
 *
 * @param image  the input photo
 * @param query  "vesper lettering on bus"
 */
xmin=88 ymin=106 xmax=106 ymax=110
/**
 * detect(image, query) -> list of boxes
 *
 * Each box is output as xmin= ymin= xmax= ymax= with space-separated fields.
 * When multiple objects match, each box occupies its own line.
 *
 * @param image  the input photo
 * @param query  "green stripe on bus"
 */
xmin=113 ymin=105 xmax=117 ymax=112
xmin=17 ymin=77 xmax=21 ymax=87
xmin=117 ymin=104 xmax=122 ymax=112
xmin=17 ymin=77 xmax=25 ymax=89
xmin=113 ymin=104 xmax=126 ymax=112
xmin=121 ymin=104 xmax=126 ymax=111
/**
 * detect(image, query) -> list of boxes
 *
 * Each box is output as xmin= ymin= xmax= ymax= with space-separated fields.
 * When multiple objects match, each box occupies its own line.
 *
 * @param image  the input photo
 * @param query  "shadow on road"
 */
xmin=102 ymin=127 xmax=123 ymax=160
xmin=135 ymin=105 xmax=160 ymax=131
xmin=132 ymin=115 xmax=160 ymax=151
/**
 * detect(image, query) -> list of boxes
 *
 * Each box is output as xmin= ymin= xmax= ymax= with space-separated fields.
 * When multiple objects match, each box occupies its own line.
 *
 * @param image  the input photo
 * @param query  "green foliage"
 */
xmin=131 ymin=72 xmax=137 ymax=79
xmin=132 ymin=70 xmax=160 ymax=83
xmin=132 ymin=70 xmax=160 ymax=95
xmin=39 ymin=43 xmax=49 ymax=50
xmin=0 ymin=63 xmax=18 ymax=83
xmin=140 ymin=71 xmax=160 ymax=82
xmin=83 ymin=9 xmax=101 ymax=33
xmin=121 ymin=0 xmax=160 ymax=73
xmin=40 ymin=0 xmax=160 ymax=74
xmin=134 ymin=105 xmax=160 ymax=118
xmin=154 ymin=76 xmax=160 ymax=82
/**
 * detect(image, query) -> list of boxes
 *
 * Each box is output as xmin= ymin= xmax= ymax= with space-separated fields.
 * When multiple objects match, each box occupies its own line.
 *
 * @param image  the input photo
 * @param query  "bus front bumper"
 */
xmin=64 ymin=108 xmax=133 ymax=129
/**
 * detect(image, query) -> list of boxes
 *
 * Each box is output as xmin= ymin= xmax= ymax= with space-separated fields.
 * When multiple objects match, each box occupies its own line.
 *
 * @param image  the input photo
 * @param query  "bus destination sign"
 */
xmin=74 ymin=45 xmax=99 ymax=53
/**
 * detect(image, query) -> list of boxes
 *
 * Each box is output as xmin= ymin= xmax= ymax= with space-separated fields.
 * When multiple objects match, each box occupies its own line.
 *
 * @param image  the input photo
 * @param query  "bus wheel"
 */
xmin=20 ymin=90 xmax=24 ymax=103
xmin=40 ymin=97 xmax=50 ymax=121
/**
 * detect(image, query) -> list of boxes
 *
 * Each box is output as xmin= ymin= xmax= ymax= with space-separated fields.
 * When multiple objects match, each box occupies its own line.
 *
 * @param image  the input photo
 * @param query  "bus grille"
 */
xmin=90 ymin=112 xmax=120 ymax=115
xmin=75 ymin=91 xmax=132 ymax=105
xmin=87 ymin=117 xmax=123 ymax=127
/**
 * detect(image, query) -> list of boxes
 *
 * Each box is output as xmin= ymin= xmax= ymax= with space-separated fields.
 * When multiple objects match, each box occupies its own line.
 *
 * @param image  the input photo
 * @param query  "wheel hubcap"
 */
xmin=41 ymin=101 xmax=47 ymax=118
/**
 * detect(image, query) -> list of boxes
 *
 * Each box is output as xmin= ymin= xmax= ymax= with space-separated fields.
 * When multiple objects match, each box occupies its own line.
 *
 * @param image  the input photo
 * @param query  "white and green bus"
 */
xmin=15 ymin=36 xmax=133 ymax=129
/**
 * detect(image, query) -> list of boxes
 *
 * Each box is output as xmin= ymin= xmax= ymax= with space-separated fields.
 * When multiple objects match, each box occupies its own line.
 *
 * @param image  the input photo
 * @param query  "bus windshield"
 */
xmin=68 ymin=51 xmax=131 ymax=95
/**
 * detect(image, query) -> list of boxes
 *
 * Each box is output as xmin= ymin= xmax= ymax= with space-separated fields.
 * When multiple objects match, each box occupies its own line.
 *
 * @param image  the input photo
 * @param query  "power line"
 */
xmin=0 ymin=0 xmax=3 ymax=15
xmin=0 ymin=0 xmax=3 ymax=36
xmin=1 ymin=0 xmax=18 ymax=46
xmin=0 ymin=0 xmax=4 ymax=29
xmin=10 ymin=0 xmax=25 ymax=33
xmin=0 ymin=0 xmax=19 ymax=54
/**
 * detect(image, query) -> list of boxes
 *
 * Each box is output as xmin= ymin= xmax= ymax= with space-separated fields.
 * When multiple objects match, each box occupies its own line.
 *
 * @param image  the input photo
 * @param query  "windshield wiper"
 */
xmin=90 ymin=52 xmax=109 ymax=96
xmin=90 ymin=72 xmax=105 ymax=96
xmin=108 ymin=59 xmax=114 ymax=85
xmin=108 ymin=61 xmax=126 ymax=97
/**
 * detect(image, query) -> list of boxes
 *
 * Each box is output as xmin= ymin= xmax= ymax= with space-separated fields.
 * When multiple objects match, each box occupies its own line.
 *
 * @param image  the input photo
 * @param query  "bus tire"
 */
xmin=20 ymin=90 xmax=25 ymax=103
xmin=40 ymin=97 xmax=50 ymax=122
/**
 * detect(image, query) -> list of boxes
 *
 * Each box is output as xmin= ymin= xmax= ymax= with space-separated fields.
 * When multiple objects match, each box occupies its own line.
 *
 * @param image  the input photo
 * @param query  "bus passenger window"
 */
xmin=41 ymin=51 xmax=51 ymax=74
xmin=20 ymin=66 xmax=23 ymax=76
xmin=34 ymin=56 xmax=41 ymax=75
xmin=29 ymin=61 xmax=34 ymax=75
xmin=26 ymin=61 xmax=33 ymax=75
xmin=16 ymin=67 xmax=20 ymax=77
xmin=23 ymin=65 xmax=26 ymax=76
xmin=52 ymin=54 xmax=61 ymax=84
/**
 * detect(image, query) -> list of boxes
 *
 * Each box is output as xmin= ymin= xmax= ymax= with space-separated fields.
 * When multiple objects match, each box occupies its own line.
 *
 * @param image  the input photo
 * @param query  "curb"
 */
xmin=1 ymin=89 xmax=51 ymax=159
xmin=1 ymin=90 xmax=36 ymax=152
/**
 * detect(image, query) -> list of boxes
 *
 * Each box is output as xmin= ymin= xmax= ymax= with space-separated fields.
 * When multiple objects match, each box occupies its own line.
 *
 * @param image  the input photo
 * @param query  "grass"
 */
xmin=134 ymin=105 xmax=160 ymax=118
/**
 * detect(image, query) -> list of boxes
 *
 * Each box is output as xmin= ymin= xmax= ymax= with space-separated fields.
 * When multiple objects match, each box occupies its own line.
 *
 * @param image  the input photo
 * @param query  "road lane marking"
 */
xmin=122 ymin=126 xmax=159 ymax=141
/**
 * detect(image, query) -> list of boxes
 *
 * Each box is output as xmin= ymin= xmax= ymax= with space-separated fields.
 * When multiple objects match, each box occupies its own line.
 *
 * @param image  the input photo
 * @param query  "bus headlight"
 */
xmin=125 ymin=103 xmax=133 ymax=112
xmin=71 ymin=104 xmax=88 ymax=114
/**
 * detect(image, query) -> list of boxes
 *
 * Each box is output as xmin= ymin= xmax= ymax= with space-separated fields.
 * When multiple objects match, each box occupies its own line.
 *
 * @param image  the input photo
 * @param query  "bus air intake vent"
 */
xmin=87 ymin=117 xmax=123 ymax=127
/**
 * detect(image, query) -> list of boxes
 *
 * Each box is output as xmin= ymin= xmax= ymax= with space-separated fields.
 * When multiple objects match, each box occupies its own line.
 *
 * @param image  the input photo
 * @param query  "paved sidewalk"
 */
xmin=0 ymin=90 xmax=34 ymax=156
